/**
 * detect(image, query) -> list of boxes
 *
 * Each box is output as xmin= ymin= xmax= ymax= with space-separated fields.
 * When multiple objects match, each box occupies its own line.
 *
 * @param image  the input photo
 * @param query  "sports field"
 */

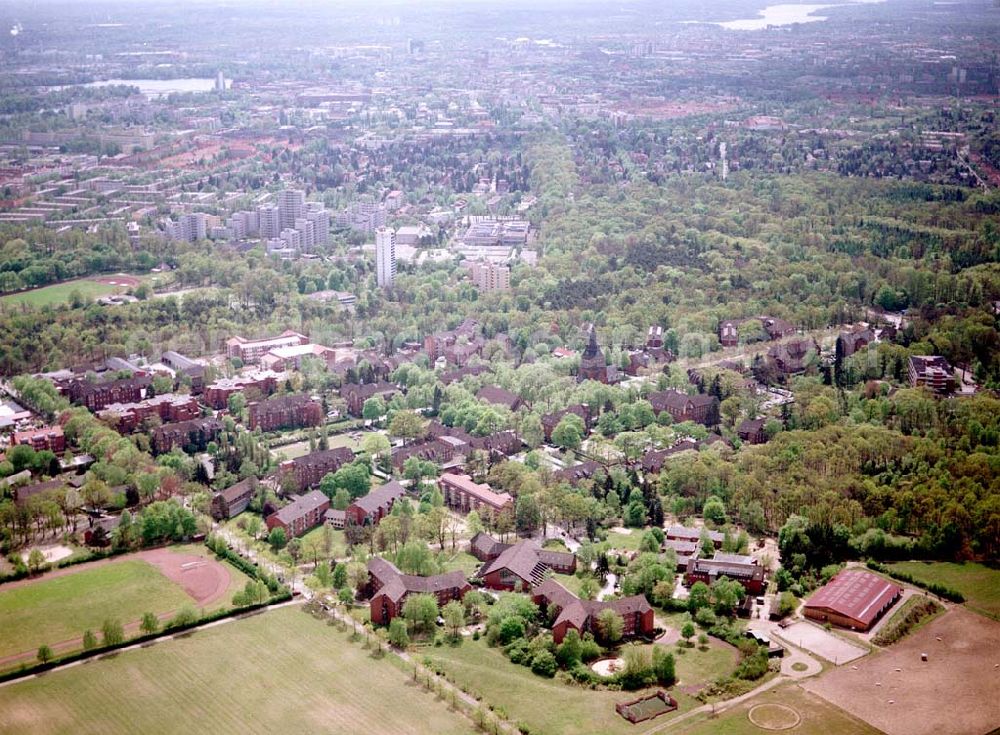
xmin=0 ymin=274 xmax=155 ymax=308
xmin=0 ymin=546 xmax=247 ymax=668
xmin=887 ymin=560 xmax=1000 ymax=619
xmin=0 ymin=606 xmax=472 ymax=735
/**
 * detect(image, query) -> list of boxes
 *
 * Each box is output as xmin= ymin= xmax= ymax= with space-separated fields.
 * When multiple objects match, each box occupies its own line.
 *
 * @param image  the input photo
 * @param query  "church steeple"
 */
xmin=583 ymin=325 xmax=600 ymax=359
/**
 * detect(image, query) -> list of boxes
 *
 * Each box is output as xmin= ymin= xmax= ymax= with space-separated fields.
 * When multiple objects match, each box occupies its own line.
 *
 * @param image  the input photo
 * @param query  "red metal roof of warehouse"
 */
xmin=804 ymin=570 xmax=902 ymax=628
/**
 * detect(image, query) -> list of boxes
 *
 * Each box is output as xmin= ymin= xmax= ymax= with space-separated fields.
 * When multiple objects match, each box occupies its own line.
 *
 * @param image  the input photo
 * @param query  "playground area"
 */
xmin=805 ymin=607 xmax=1000 ymax=735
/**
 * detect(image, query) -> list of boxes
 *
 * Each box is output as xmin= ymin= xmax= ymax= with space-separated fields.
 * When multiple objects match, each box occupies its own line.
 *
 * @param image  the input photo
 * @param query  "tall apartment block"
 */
xmin=375 ymin=227 xmax=397 ymax=288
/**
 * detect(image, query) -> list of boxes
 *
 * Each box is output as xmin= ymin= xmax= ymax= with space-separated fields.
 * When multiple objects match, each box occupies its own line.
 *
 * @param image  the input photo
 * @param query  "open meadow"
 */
xmin=0 ymin=606 xmax=473 ymax=735
xmin=0 ymin=545 xmax=248 ymax=669
xmin=669 ymin=683 xmax=881 ymax=735
xmin=423 ymin=636 xmax=737 ymax=735
xmin=887 ymin=561 xmax=1000 ymax=619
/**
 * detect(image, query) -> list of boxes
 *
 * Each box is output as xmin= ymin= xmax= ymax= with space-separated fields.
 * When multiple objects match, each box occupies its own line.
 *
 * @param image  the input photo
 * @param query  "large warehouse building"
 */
xmin=803 ymin=570 xmax=903 ymax=631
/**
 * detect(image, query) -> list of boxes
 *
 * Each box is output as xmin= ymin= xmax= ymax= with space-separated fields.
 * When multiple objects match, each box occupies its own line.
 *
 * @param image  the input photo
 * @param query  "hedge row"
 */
xmin=0 ymin=592 xmax=292 ymax=684
xmin=205 ymin=536 xmax=286 ymax=595
xmin=866 ymin=561 xmax=966 ymax=603
xmin=872 ymin=597 xmax=943 ymax=647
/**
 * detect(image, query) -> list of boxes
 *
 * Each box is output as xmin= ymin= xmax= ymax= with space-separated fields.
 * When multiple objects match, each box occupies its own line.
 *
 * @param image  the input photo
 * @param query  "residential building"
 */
xmin=203 ymin=372 xmax=279 ymax=409
xmin=67 ymin=375 xmax=151 ymax=411
xmin=345 ymin=480 xmax=407 ymax=526
xmin=666 ymin=525 xmax=724 ymax=548
xmin=226 ymin=330 xmax=309 ymax=364
xmin=424 ymin=319 xmax=480 ymax=363
xmin=266 ymin=490 xmax=330 ymax=538
xmin=259 ymin=343 xmax=336 ymax=372
xmin=464 ymin=259 xmax=511 ymax=292
xmin=684 ymin=552 xmax=765 ymax=595
xmin=760 ymin=317 xmax=796 ymax=340
xmin=248 ymin=394 xmax=323 ymax=432
xmin=341 ymin=381 xmax=398 ymax=417
xmin=532 ymin=578 xmax=654 ymax=644
xmin=211 ymin=477 xmax=257 ymax=520
xmin=11 ymin=426 xmax=65 ymax=453
xmin=305 ymin=203 xmax=330 ymax=247
xmin=99 ymin=394 xmax=201 ymax=433
xmin=908 ymin=355 xmax=956 ymax=395
xmin=737 ymin=418 xmax=768 ymax=445
xmin=476 ymin=385 xmax=523 ymax=412
xmin=151 ymin=417 xmax=222 ymax=455
xmin=803 ymin=570 xmax=902 ymax=631
xmin=648 ymin=389 xmax=718 ymax=425
xmin=165 ymin=213 xmax=207 ymax=242
xmin=258 ymin=204 xmax=280 ymax=239
xmin=837 ymin=327 xmax=875 ymax=357
xmin=541 ymin=405 xmax=591 ymax=443
xmin=375 ymin=226 xmax=397 ymax=288
xmin=277 ymin=188 xmax=306 ymax=231
xmin=475 ymin=539 xmax=577 ymax=591
xmin=768 ymin=338 xmax=820 ymax=375
xmin=277 ymin=447 xmax=355 ymax=492
xmin=367 ymin=557 xmax=471 ymax=625
xmin=439 ymin=473 xmax=513 ymax=517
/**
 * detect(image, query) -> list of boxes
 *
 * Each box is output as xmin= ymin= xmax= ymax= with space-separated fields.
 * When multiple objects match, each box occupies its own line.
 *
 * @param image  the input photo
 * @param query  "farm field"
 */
xmin=672 ymin=684 xmax=881 ymax=735
xmin=804 ymin=606 xmax=1000 ymax=735
xmin=0 ymin=545 xmax=248 ymax=668
xmin=0 ymin=606 xmax=472 ymax=735
xmin=887 ymin=560 xmax=1000 ymax=619
xmin=423 ymin=636 xmax=737 ymax=735
xmin=0 ymin=273 xmax=160 ymax=308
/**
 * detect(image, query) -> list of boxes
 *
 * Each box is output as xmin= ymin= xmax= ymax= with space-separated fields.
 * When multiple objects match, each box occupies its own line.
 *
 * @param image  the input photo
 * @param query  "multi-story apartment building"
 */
xmin=375 ymin=226 xmax=396 ymax=288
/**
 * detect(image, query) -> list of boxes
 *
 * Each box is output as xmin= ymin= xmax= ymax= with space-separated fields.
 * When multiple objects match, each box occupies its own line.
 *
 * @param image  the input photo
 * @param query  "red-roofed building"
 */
xmin=439 ymin=472 xmax=513 ymax=517
xmin=532 ymin=579 xmax=654 ymax=643
xmin=803 ymin=570 xmax=902 ymax=631
xmin=11 ymin=426 xmax=65 ymax=453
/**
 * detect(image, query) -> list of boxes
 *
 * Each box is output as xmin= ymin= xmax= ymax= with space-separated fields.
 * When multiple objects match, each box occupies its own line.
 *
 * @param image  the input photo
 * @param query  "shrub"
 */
xmin=530 ymin=650 xmax=558 ymax=678
xmin=579 ymin=636 xmax=603 ymax=662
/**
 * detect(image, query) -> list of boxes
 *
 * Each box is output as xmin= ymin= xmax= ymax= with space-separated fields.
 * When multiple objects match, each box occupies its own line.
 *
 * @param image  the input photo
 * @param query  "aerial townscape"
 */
xmin=0 ymin=0 xmax=999 ymax=733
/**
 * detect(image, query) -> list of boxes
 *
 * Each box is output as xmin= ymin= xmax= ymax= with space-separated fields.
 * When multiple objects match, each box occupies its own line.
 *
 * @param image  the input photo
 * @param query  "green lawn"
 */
xmin=298 ymin=524 xmax=348 ymax=561
xmin=423 ymin=637 xmax=736 ymax=735
xmin=602 ymin=529 xmax=644 ymax=552
xmin=0 ymin=274 xmax=161 ymax=308
xmin=671 ymin=683 xmax=881 ymax=735
xmin=887 ymin=561 xmax=1000 ymax=619
xmin=441 ymin=551 xmax=483 ymax=577
xmin=0 ymin=559 xmax=191 ymax=661
xmin=0 ymin=606 xmax=472 ymax=735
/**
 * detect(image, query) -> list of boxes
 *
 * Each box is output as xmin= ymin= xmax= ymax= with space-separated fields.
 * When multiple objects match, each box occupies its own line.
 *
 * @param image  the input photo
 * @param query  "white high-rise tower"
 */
xmin=375 ymin=227 xmax=397 ymax=289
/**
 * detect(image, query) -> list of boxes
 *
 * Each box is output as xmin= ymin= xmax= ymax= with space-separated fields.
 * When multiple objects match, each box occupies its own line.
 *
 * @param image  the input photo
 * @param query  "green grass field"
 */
xmin=0 ymin=545 xmax=251 ymax=666
xmin=887 ymin=561 xmax=1000 ymax=619
xmin=0 ymin=559 xmax=191 ymax=661
xmin=441 ymin=551 xmax=483 ymax=576
xmin=602 ymin=529 xmax=644 ymax=552
xmin=423 ymin=637 xmax=736 ymax=735
xmin=0 ymin=274 xmax=162 ymax=308
xmin=671 ymin=684 xmax=881 ymax=735
xmin=0 ymin=606 xmax=473 ymax=735
xmin=298 ymin=524 xmax=348 ymax=561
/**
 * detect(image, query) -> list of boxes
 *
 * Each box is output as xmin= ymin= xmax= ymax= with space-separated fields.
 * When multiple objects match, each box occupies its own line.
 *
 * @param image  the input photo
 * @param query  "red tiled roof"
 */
xmin=804 ymin=570 xmax=902 ymax=628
